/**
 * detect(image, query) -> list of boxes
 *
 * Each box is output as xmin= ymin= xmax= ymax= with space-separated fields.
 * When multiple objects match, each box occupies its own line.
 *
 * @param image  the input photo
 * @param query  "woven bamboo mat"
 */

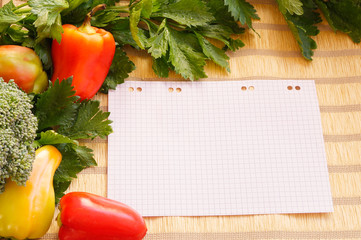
xmin=2 ymin=0 xmax=361 ymax=239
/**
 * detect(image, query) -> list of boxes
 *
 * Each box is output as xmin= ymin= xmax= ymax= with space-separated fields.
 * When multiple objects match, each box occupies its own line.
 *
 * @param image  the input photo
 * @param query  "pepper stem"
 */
xmin=79 ymin=4 xmax=107 ymax=34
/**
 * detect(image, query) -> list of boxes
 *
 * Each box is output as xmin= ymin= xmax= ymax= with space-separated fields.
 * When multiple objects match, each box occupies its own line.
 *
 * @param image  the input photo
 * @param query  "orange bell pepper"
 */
xmin=51 ymin=4 xmax=115 ymax=100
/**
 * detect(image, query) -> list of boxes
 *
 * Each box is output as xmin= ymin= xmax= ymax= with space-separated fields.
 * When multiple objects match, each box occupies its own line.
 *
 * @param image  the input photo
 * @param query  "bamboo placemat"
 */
xmin=1 ymin=0 xmax=361 ymax=239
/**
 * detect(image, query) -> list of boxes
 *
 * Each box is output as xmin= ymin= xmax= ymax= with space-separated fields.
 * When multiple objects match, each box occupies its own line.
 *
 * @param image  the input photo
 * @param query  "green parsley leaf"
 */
xmin=52 ymin=143 xmax=96 ymax=203
xmin=276 ymin=0 xmax=321 ymax=60
xmin=143 ymin=18 xmax=159 ymax=37
xmin=0 ymin=25 xmax=28 ymax=45
xmin=167 ymin=26 xmax=207 ymax=80
xmin=53 ymin=143 xmax=88 ymax=203
xmin=130 ymin=1 xmax=145 ymax=49
xmin=62 ymin=0 xmax=88 ymax=15
xmin=151 ymin=0 xmax=168 ymax=13
xmin=206 ymin=0 xmax=245 ymax=34
xmin=314 ymin=0 xmax=361 ymax=43
xmin=202 ymin=0 xmax=246 ymax=52
xmin=226 ymin=38 xmax=245 ymax=51
xmin=141 ymin=0 xmax=153 ymax=18
xmin=144 ymin=10 xmax=237 ymax=79
xmin=28 ymin=0 xmax=69 ymax=43
xmin=195 ymin=32 xmax=230 ymax=72
xmin=196 ymin=24 xmax=245 ymax=51
xmin=36 ymin=130 xmax=78 ymax=145
xmin=72 ymin=144 xmax=97 ymax=167
xmin=152 ymin=0 xmax=214 ymax=27
xmin=35 ymin=78 xmax=79 ymax=131
xmin=0 ymin=1 xmax=29 ymax=32
xmin=107 ymin=19 xmax=138 ymax=48
xmin=90 ymin=5 xmax=130 ymax=28
xmin=277 ymin=0 xmax=304 ymax=15
xmin=224 ymin=0 xmax=260 ymax=30
xmin=147 ymin=19 xmax=168 ymax=59
xmin=152 ymin=56 xmax=170 ymax=78
xmin=53 ymin=181 xmax=71 ymax=204
xmin=58 ymin=100 xmax=113 ymax=140
xmin=100 ymin=47 xmax=136 ymax=93
xmin=53 ymin=144 xmax=84 ymax=183
xmin=34 ymin=40 xmax=53 ymax=70
xmin=91 ymin=10 xmax=122 ymax=28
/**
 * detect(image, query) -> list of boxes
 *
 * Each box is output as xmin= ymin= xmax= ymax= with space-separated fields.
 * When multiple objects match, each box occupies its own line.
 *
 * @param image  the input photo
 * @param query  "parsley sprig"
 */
xmin=276 ymin=0 xmax=361 ymax=60
xmin=0 ymin=0 xmax=257 ymax=83
xmin=32 ymin=78 xmax=112 ymax=203
xmin=1 ymin=0 xmax=361 ymax=80
xmin=125 ymin=0 xmax=255 ymax=80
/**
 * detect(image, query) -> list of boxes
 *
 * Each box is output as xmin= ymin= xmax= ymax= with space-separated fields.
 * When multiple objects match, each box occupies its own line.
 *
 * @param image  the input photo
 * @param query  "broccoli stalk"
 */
xmin=0 ymin=78 xmax=37 ymax=193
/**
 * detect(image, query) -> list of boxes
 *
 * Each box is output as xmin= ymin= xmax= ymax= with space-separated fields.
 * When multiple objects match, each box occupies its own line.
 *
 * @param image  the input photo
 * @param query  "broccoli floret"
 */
xmin=0 ymin=78 xmax=37 ymax=193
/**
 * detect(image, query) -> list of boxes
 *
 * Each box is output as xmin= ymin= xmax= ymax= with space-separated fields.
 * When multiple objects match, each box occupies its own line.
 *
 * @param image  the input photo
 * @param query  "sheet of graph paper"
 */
xmin=108 ymin=80 xmax=333 ymax=216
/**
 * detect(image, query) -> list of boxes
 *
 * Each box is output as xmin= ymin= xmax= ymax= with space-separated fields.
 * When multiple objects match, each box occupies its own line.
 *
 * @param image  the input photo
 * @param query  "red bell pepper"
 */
xmin=58 ymin=192 xmax=147 ymax=240
xmin=51 ymin=5 xmax=115 ymax=100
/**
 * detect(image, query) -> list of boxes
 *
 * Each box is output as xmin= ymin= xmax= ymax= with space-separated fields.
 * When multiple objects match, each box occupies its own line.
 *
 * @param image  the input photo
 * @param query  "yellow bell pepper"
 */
xmin=0 ymin=145 xmax=62 ymax=240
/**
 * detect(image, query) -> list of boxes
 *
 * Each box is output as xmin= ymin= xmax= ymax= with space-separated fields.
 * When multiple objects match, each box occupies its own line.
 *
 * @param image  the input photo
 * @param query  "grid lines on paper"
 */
xmin=108 ymin=80 xmax=333 ymax=216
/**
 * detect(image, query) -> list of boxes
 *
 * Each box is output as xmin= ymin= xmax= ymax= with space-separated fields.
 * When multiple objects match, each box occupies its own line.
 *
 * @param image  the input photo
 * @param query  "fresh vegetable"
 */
xmin=0 ymin=76 xmax=112 ymax=204
xmin=0 ymin=78 xmax=37 ymax=193
xmin=276 ymin=0 xmax=361 ymax=60
xmin=276 ymin=0 xmax=321 ymax=60
xmin=51 ymin=4 xmax=116 ymax=100
xmin=58 ymin=192 xmax=147 ymax=240
xmin=32 ymin=78 xmax=113 ymax=203
xmin=1 ymin=73 xmax=113 ymax=203
xmin=1 ymin=0 xmax=359 ymax=80
xmin=0 ymin=45 xmax=48 ymax=93
xmin=0 ymin=0 xmax=253 ymax=85
xmin=0 ymin=145 xmax=62 ymax=240
xmin=0 ymin=1 xmax=115 ymax=210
